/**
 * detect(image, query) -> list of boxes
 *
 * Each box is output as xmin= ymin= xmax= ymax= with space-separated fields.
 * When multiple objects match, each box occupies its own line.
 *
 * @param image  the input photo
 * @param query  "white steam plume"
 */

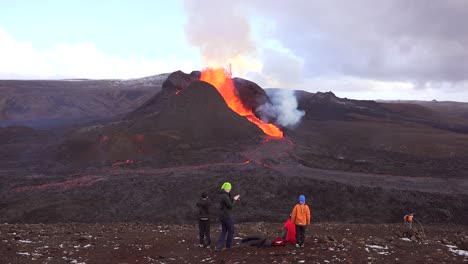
xmin=258 ymin=89 xmax=305 ymax=128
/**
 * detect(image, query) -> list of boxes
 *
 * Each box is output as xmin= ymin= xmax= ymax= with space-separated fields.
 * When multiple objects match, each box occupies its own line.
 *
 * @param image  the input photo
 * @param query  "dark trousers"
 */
xmin=295 ymin=225 xmax=306 ymax=245
xmin=405 ymin=221 xmax=413 ymax=229
xmin=216 ymin=218 xmax=234 ymax=249
xmin=198 ymin=219 xmax=211 ymax=246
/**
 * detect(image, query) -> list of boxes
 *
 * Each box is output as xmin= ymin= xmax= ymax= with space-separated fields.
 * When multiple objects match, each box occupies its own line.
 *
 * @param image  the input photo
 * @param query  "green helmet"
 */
xmin=221 ymin=182 xmax=232 ymax=190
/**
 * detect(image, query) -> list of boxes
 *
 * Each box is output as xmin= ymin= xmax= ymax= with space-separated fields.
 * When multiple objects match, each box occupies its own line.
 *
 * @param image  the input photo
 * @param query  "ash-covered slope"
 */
xmin=294 ymin=90 xmax=468 ymax=133
xmin=128 ymin=71 xmax=200 ymax=119
xmin=129 ymin=80 xmax=262 ymax=141
xmin=129 ymin=71 xmax=271 ymax=120
xmin=294 ymin=91 xmax=399 ymax=121
xmin=287 ymin=90 xmax=468 ymax=178
xmin=51 ymin=78 xmax=264 ymax=164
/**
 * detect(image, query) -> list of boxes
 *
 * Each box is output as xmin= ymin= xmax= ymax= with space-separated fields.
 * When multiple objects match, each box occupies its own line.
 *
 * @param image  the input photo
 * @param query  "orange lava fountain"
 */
xmin=200 ymin=67 xmax=283 ymax=138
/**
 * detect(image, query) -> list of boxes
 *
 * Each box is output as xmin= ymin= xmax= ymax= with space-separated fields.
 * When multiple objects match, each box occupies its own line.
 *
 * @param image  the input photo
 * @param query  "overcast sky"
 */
xmin=1 ymin=0 xmax=468 ymax=101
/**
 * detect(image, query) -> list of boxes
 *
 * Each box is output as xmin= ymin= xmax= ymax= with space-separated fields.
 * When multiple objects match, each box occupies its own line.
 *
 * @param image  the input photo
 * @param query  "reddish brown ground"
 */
xmin=1 ymin=222 xmax=467 ymax=264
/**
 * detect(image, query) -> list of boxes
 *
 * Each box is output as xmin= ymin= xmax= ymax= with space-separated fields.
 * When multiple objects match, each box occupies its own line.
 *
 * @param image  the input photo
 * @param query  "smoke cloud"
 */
xmin=183 ymin=0 xmax=306 ymax=125
xmin=183 ymin=0 xmax=255 ymax=66
xmin=182 ymin=0 xmax=301 ymax=86
xmin=183 ymin=0 xmax=468 ymax=101
xmin=258 ymin=89 xmax=305 ymax=128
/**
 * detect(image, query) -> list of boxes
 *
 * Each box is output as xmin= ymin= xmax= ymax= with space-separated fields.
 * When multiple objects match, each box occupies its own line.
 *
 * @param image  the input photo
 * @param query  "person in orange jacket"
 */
xmin=404 ymin=213 xmax=414 ymax=229
xmin=291 ymin=194 xmax=311 ymax=248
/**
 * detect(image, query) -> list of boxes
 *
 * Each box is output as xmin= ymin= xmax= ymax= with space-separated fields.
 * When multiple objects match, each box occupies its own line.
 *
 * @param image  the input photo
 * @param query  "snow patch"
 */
xmin=445 ymin=245 xmax=468 ymax=257
xmin=366 ymin=244 xmax=390 ymax=255
xmin=367 ymin=244 xmax=386 ymax=250
xmin=449 ymin=248 xmax=468 ymax=257
xmin=70 ymin=259 xmax=86 ymax=264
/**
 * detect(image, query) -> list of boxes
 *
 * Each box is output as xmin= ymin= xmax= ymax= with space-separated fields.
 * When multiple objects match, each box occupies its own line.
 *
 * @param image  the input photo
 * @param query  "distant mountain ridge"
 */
xmin=0 ymin=74 xmax=169 ymax=127
xmin=3 ymin=73 xmax=468 ymax=129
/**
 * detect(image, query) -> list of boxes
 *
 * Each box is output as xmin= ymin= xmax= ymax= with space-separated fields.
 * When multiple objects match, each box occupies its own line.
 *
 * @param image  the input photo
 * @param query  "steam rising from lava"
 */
xmin=200 ymin=67 xmax=283 ymax=138
xmin=258 ymin=89 xmax=305 ymax=128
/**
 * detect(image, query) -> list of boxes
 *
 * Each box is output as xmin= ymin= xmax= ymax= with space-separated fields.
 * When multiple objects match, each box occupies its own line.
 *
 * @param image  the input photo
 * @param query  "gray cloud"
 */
xmin=183 ymin=0 xmax=468 ymax=100
xmin=246 ymin=48 xmax=304 ymax=88
xmin=249 ymin=0 xmax=468 ymax=83
xmin=183 ymin=0 xmax=255 ymax=63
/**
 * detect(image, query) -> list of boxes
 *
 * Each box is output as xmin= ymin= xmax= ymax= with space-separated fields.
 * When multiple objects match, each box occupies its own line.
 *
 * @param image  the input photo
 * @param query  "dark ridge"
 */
xmin=131 ymin=80 xmax=262 ymax=141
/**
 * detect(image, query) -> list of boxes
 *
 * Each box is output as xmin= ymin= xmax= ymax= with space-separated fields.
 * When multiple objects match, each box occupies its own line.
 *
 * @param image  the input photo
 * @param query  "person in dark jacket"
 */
xmin=240 ymin=235 xmax=272 ymax=247
xmin=196 ymin=191 xmax=211 ymax=247
xmin=215 ymin=182 xmax=240 ymax=251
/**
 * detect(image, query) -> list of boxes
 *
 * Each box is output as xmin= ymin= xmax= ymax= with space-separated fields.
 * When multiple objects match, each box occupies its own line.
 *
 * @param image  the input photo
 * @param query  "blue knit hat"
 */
xmin=299 ymin=195 xmax=306 ymax=203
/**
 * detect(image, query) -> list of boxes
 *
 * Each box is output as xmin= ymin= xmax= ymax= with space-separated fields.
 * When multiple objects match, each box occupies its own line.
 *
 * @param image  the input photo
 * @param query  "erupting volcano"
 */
xmin=200 ymin=67 xmax=283 ymax=138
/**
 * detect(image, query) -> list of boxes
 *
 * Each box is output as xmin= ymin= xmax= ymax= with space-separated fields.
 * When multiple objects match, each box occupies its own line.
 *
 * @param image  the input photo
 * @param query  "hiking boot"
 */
xmin=300 ymin=244 xmax=304 ymax=248
xmin=295 ymin=243 xmax=300 ymax=248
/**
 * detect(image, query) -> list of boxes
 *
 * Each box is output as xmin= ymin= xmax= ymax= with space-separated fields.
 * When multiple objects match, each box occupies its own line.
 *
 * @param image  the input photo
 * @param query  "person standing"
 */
xmin=215 ymin=182 xmax=240 ymax=251
xmin=196 ymin=191 xmax=211 ymax=247
xmin=404 ymin=213 xmax=414 ymax=229
xmin=291 ymin=194 xmax=311 ymax=248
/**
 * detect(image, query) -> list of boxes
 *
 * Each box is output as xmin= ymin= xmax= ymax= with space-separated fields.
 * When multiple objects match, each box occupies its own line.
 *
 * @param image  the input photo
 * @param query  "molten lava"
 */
xmin=200 ymin=67 xmax=283 ymax=138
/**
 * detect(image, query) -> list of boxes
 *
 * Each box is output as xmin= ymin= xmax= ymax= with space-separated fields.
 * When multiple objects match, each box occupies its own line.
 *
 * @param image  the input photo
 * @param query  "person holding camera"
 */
xmin=215 ymin=182 xmax=240 ymax=251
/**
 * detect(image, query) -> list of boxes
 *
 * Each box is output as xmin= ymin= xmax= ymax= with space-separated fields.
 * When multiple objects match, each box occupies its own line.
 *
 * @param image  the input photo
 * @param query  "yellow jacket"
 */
xmin=291 ymin=203 xmax=311 ymax=226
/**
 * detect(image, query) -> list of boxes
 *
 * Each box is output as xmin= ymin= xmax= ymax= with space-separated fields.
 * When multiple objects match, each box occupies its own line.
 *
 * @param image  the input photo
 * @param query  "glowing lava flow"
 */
xmin=200 ymin=67 xmax=283 ymax=138
xmin=11 ymin=137 xmax=295 ymax=193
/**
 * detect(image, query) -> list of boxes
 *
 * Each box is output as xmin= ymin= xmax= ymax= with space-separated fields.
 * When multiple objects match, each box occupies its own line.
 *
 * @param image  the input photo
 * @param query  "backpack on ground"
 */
xmin=272 ymin=237 xmax=287 ymax=247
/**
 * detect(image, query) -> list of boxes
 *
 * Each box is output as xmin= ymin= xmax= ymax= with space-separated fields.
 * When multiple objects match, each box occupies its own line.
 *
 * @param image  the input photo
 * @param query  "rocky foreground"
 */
xmin=1 ymin=222 xmax=467 ymax=264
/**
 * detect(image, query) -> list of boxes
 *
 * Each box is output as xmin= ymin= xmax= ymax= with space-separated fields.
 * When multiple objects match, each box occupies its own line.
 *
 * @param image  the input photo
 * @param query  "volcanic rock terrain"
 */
xmin=1 ymin=222 xmax=467 ymax=263
xmin=0 ymin=70 xmax=467 ymax=232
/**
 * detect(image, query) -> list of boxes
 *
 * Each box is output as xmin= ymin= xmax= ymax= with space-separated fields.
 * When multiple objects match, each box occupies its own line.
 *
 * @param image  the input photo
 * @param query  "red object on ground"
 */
xmin=272 ymin=238 xmax=287 ymax=246
xmin=284 ymin=218 xmax=297 ymax=244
